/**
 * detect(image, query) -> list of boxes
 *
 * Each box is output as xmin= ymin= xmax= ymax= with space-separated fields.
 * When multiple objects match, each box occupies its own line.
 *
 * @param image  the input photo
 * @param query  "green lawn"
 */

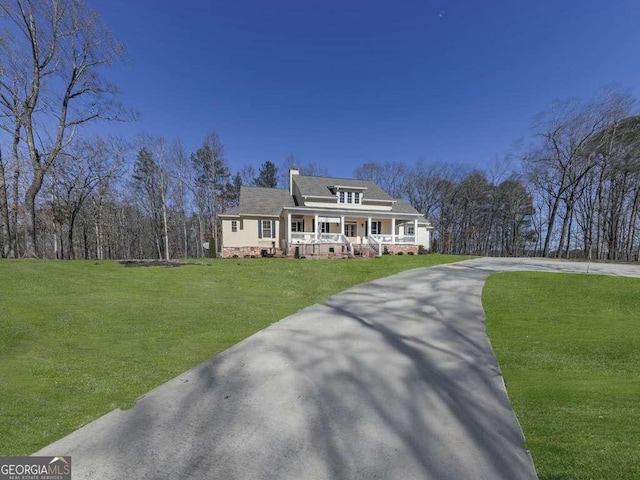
xmin=483 ymin=272 xmax=640 ymax=480
xmin=0 ymin=254 xmax=466 ymax=455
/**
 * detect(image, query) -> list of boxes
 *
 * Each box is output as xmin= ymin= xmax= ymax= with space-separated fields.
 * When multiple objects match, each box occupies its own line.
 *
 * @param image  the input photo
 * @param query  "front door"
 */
xmin=345 ymin=222 xmax=357 ymax=237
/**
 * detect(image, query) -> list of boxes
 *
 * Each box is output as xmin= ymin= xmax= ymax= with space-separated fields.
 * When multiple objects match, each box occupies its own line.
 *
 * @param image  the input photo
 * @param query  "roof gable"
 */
xmin=225 ymin=186 xmax=294 ymax=216
xmin=292 ymin=175 xmax=393 ymax=201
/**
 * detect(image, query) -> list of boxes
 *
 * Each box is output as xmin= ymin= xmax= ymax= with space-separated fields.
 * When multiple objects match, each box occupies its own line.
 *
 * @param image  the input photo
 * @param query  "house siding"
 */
xmin=221 ymin=217 xmax=280 ymax=256
xmin=302 ymin=200 xmax=393 ymax=212
xmin=418 ymin=227 xmax=430 ymax=250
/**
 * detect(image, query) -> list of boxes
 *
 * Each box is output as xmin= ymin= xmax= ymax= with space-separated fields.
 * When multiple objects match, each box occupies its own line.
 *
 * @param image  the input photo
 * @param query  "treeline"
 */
xmin=353 ymin=161 xmax=535 ymax=256
xmin=1 ymin=1 xmax=639 ymax=260
xmin=353 ymin=89 xmax=640 ymax=260
xmin=354 ymin=88 xmax=640 ymax=261
xmin=525 ymin=91 xmax=640 ymax=261
xmin=3 ymin=90 xmax=640 ymax=260
xmin=0 ymin=127 xmax=328 ymax=259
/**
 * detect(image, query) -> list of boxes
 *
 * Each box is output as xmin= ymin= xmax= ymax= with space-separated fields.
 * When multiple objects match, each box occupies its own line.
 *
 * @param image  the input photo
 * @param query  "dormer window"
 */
xmin=338 ymin=190 xmax=361 ymax=204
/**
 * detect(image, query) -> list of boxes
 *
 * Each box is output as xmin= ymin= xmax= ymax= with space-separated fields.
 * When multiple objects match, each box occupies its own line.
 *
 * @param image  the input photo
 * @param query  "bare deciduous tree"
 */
xmin=525 ymin=88 xmax=637 ymax=258
xmin=0 ymin=0 xmax=126 ymax=257
xmin=525 ymin=90 xmax=634 ymax=257
xmin=191 ymin=131 xmax=230 ymax=256
xmin=353 ymin=160 xmax=407 ymax=199
xmin=278 ymin=153 xmax=329 ymax=186
xmin=47 ymin=136 xmax=122 ymax=259
xmin=0 ymin=146 xmax=11 ymax=256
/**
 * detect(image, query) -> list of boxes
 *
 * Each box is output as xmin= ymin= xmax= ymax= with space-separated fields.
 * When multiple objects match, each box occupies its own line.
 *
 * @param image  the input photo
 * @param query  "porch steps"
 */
xmin=352 ymin=244 xmax=376 ymax=258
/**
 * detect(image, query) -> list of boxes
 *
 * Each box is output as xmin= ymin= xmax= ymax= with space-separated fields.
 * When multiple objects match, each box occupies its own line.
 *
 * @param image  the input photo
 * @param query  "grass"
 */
xmin=0 ymin=254 xmax=467 ymax=455
xmin=483 ymin=272 xmax=640 ymax=480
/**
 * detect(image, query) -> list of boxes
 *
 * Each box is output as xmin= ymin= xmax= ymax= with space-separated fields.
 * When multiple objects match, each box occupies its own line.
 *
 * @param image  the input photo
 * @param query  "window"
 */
xmin=262 ymin=221 xmax=272 ymax=238
xmin=407 ymin=224 xmax=415 ymax=235
xmin=338 ymin=190 xmax=361 ymax=204
xmin=371 ymin=221 xmax=381 ymax=235
xmin=291 ymin=220 xmax=304 ymax=232
xmin=320 ymin=222 xmax=330 ymax=233
xmin=231 ymin=221 xmax=238 ymax=232
xmin=260 ymin=220 xmax=273 ymax=238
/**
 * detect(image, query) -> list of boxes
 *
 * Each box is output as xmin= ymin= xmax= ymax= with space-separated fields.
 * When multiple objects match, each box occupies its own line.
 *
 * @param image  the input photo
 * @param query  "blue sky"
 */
xmin=92 ymin=0 xmax=640 ymax=178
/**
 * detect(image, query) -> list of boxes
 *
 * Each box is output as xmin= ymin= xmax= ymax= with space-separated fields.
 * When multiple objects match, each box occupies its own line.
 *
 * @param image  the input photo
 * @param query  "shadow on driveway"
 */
xmin=37 ymin=258 xmax=640 ymax=479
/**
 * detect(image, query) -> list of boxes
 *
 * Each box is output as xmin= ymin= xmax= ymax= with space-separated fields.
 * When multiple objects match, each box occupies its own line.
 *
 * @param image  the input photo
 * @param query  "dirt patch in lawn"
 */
xmin=119 ymin=260 xmax=194 ymax=268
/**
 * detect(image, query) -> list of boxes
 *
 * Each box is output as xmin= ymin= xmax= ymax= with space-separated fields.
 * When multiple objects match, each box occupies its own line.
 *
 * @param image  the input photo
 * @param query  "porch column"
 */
xmin=391 ymin=218 xmax=396 ymax=244
xmin=314 ymin=214 xmax=319 ymax=241
xmin=286 ymin=213 xmax=291 ymax=246
xmin=340 ymin=216 xmax=344 ymax=235
xmin=367 ymin=217 xmax=372 ymax=240
xmin=414 ymin=219 xmax=418 ymax=244
xmin=426 ymin=227 xmax=430 ymax=251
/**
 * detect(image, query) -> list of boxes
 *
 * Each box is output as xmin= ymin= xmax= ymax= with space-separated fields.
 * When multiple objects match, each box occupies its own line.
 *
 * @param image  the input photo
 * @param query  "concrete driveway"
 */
xmin=37 ymin=257 xmax=640 ymax=479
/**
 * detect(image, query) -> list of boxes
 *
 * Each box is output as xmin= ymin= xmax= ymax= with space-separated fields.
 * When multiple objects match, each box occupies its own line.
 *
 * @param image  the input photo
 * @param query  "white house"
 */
xmin=219 ymin=168 xmax=432 ymax=258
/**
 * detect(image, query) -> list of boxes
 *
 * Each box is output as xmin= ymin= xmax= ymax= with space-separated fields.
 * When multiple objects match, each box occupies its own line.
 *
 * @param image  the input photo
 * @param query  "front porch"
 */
xmin=282 ymin=213 xmax=420 ymax=257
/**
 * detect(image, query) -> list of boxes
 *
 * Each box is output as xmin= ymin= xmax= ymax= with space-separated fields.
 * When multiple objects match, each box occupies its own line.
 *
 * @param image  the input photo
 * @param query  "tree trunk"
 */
xmin=68 ymin=210 xmax=77 ymax=260
xmin=83 ymin=224 xmax=89 ymax=260
xmin=23 ymin=184 xmax=40 ymax=258
xmin=183 ymin=220 xmax=188 ymax=258
xmin=198 ymin=214 xmax=205 ymax=257
xmin=543 ymin=195 xmax=561 ymax=257
xmin=557 ymin=197 xmax=574 ymax=258
xmin=95 ymin=216 xmax=103 ymax=260
xmin=10 ymin=149 xmax=20 ymax=257
xmin=625 ymin=188 xmax=640 ymax=261
xmin=53 ymin=227 xmax=59 ymax=259
xmin=0 ymin=148 xmax=11 ymax=258
xmin=160 ymin=171 xmax=170 ymax=261
xmin=563 ymin=210 xmax=574 ymax=258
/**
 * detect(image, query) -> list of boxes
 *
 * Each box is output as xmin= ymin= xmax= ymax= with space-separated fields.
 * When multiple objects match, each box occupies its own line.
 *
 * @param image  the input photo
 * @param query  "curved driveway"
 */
xmin=37 ymin=258 xmax=640 ymax=479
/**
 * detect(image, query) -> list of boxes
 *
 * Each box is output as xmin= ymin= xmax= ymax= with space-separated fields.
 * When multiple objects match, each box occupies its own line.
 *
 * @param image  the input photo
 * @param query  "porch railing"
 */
xmin=367 ymin=235 xmax=382 ymax=256
xmin=290 ymin=232 xmax=353 ymax=255
xmin=292 ymin=232 xmax=416 ymax=245
xmin=395 ymin=235 xmax=416 ymax=244
xmin=338 ymin=234 xmax=354 ymax=256
xmin=370 ymin=234 xmax=416 ymax=244
xmin=290 ymin=232 xmax=313 ymax=243
xmin=319 ymin=233 xmax=353 ymax=255
xmin=291 ymin=232 xmax=351 ymax=243
xmin=318 ymin=233 xmax=343 ymax=243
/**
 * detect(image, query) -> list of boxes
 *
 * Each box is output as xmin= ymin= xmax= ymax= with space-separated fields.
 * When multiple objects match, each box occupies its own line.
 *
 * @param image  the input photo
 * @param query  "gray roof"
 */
xmin=224 ymin=186 xmax=295 ymax=216
xmin=224 ymin=178 xmax=427 ymax=220
xmin=293 ymin=175 xmax=394 ymax=201
xmin=391 ymin=199 xmax=422 ymax=215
